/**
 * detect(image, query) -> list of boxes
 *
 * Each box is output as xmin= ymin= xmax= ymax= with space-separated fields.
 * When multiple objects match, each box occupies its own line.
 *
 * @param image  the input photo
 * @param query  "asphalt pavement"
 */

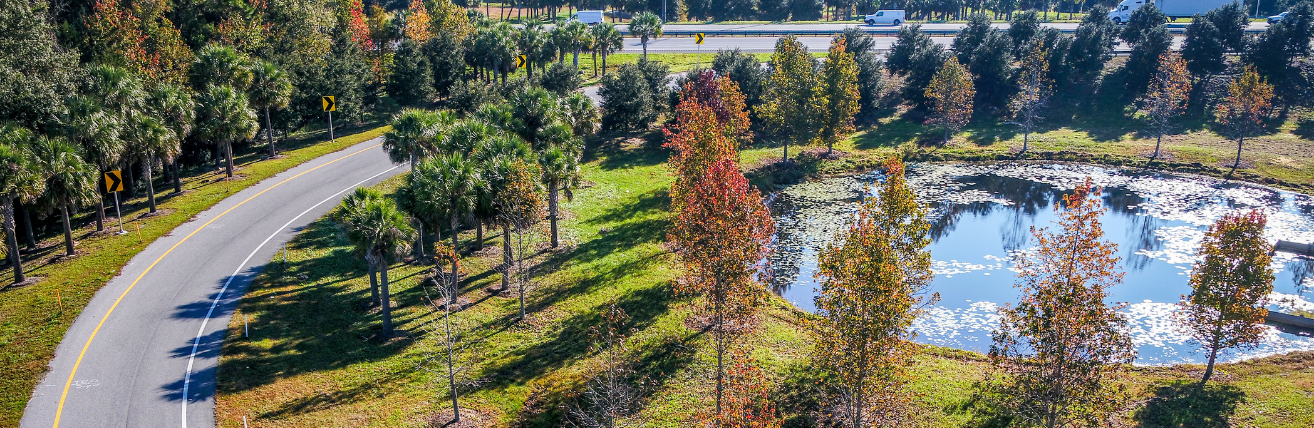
xmin=20 ymin=138 xmax=405 ymax=428
xmin=619 ymin=34 xmax=1182 ymax=53
xmin=614 ymin=21 xmax=1269 ymax=34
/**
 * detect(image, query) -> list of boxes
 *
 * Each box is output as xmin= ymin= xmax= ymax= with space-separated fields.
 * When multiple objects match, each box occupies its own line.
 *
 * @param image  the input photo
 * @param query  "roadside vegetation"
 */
xmin=8 ymin=0 xmax=1314 ymax=427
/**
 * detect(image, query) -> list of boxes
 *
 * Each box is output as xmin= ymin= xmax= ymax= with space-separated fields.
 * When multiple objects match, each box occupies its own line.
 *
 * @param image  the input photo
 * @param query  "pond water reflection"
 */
xmin=768 ymin=163 xmax=1314 ymax=366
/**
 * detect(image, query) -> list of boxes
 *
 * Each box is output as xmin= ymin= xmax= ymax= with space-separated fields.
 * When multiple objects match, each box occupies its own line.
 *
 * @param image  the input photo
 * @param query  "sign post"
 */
xmin=322 ymin=96 xmax=336 ymax=143
xmin=695 ymin=33 xmax=705 ymax=69
xmin=103 ymin=170 xmax=127 ymax=235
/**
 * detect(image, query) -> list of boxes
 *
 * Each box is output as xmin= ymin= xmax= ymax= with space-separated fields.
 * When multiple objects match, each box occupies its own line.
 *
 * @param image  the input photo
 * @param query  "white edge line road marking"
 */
xmin=180 ymin=165 xmax=400 ymax=427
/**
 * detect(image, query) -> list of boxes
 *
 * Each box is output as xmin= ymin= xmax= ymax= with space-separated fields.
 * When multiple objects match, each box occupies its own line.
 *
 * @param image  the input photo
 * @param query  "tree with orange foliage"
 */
xmin=664 ymin=82 xmax=743 ymax=207
xmin=403 ymin=0 xmax=432 ymax=43
xmin=924 ymin=57 xmax=974 ymax=145
xmin=702 ymin=347 xmax=781 ymax=428
xmin=813 ymin=158 xmax=936 ymax=428
xmin=674 ymin=71 xmax=752 ymax=143
xmin=668 ymin=155 xmax=775 ymax=417
xmin=1215 ymin=66 xmax=1274 ymax=176
xmin=989 ymin=180 xmax=1136 ymax=428
xmin=1180 ymin=210 xmax=1274 ymax=385
xmin=84 ymin=0 xmax=149 ymax=74
xmin=1139 ymin=52 xmax=1191 ymax=160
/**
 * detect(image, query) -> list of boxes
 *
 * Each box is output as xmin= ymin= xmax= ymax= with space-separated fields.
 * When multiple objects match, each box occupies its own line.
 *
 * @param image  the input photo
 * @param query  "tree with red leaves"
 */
xmin=674 ymin=71 xmax=752 ymax=143
xmin=668 ymin=154 xmax=775 ymax=417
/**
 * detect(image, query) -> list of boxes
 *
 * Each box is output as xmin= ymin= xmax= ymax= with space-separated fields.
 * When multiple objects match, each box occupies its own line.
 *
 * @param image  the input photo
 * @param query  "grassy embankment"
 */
xmin=217 ymin=99 xmax=1314 ymax=426
xmin=0 ymin=122 xmax=391 ymax=428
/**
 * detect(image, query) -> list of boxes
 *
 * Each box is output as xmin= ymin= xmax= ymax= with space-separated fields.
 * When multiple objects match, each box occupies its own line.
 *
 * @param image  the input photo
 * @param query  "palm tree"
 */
xmin=384 ymin=109 xmax=449 ymax=169
xmin=150 ymin=84 xmax=195 ymax=194
xmin=414 ymin=154 xmax=482 ymax=294
xmin=247 ymin=61 xmax=292 ymax=158
xmin=506 ymin=87 xmax=565 ymax=148
xmin=472 ymin=135 xmax=535 ymax=291
xmin=122 ymin=112 xmax=173 ymax=213
xmin=519 ymin=20 xmax=548 ymax=79
xmin=196 ymin=85 xmax=259 ymax=178
xmin=190 ymin=44 xmax=253 ymax=90
xmin=591 ymin=23 xmax=624 ymax=76
xmin=629 ymin=12 xmax=663 ymax=59
xmin=562 ymin=20 xmax=591 ymax=67
xmin=61 ymin=96 xmax=122 ymax=232
xmin=538 ymin=146 xmax=581 ymax=248
xmin=33 ymin=137 xmax=98 ymax=257
xmin=550 ymin=25 xmax=571 ymax=64
xmin=336 ymin=187 xmax=414 ymax=337
xmin=0 ymin=125 xmax=46 ymax=284
xmin=443 ymin=119 xmax=498 ymax=156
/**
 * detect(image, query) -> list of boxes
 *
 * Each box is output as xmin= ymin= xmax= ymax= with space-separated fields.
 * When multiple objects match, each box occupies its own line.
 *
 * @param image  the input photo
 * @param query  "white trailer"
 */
xmin=1108 ymin=0 xmax=1238 ymax=24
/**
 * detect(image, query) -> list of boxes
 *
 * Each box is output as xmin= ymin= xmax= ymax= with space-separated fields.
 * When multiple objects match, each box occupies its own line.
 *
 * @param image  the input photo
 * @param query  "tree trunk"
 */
xmin=380 ymin=259 xmax=393 ymax=337
xmin=266 ymin=107 xmax=277 ymax=158
xmin=475 ymin=221 xmax=483 ymax=250
xmin=714 ymin=289 xmax=723 ymax=416
xmin=502 ymin=226 xmax=512 ymax=291
xmin=368 ymin=261 xmax=380 ymax=306
xmin=1202 ymin=345 xmax=1219 ymax=384
xmin=573 ymin=49 xmax=580 ymax=67
xmin=124 ymin=162 xmax=136 ymax=199
xmin=19 ymin=203 xmax=35 ymax=250
xmin=96 ymin=196 xmax=105 ymax=232
xmin=602 ymin=51 xmax=608 ymax=75
xmin=592 ymin=51 xmax=598 ymax=76
xmin=61 ymin=204 xmax=75 ymax=256
xmin=3 ymin=197 xmax=24 ymax=284
xmin=549 ymin=182 xmax=560 ymax=247
xmin=782 ymin=139 xmax=789 ymax=163
xmin=450 ymin=212 xmax=460 ymax=295
xmin=1153 ymin=130 xmax=1163 ymax=159
xmin=444 ymin=295 xmax=461 ymax=422
xmin=1230 ymin=135 xmax=1244 ymax=177
xmin=416 ymin=221 xmax=427 ymax=261
xmin=144 ymin=156 xmax=157 ymax=213
xmin=172 ymin=158 xmax=182 ymax=194
xmin=225 ymin=141 xmax=235 ymax=178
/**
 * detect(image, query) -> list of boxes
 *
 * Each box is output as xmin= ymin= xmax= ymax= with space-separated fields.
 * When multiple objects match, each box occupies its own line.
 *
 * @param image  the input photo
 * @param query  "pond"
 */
xmin=768 ymin=162 xmax=1314 ymax=366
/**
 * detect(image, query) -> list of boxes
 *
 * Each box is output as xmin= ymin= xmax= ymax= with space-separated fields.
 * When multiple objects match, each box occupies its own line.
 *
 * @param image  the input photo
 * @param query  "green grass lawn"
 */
xmin=0 ymin=122 xmax=391 ymax=428
xmin=216 ymin=127 xmax=1314 ymax=427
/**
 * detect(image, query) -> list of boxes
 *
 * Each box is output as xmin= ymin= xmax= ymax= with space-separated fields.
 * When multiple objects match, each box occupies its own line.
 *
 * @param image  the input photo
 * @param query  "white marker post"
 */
xmin=113 ymin=191 xmax=126 ymax=235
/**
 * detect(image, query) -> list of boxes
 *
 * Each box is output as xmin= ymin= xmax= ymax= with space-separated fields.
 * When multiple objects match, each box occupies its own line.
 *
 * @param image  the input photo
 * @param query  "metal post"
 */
xmin=283 ymin=243 xmax=287 ymax=264
xmin=663 ymin=0 xmax=666 ymax=22
xmin=328 ymin=110 xmax=335 ymax=143
xmin=113 ymin=192 xmax=127 ymax=235
xmin=244 ymin=315 xmax=249 ymax=338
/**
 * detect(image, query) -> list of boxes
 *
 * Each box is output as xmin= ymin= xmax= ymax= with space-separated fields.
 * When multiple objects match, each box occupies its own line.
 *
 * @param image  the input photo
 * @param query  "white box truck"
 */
xmin=1108 ymin=0 xmax=1238 ymax=24
xmin=569 ymin=10 xmax=605 ymax=25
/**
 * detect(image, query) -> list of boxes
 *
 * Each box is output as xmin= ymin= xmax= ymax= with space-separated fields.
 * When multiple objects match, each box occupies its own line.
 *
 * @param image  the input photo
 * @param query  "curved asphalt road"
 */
xmin=20 ymin=138 xmax=405 ymax=428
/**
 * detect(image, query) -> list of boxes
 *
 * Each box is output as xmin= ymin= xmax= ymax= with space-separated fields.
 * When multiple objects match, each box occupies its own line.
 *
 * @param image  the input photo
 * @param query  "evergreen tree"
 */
xmin=713 ymin=49 xmax=770 ymax=113
xmin=1008 ymin=10 xmax=1040 ymax=59
xmin=968 ymin=31 xmax=1015 ymax=115
xmin=835 ymin=28 xmax=885 ymax=121
xmin=0 ymin=0 xmax=80 ymax=129
xmin=887 ymin=25 xmax=948 ymax=109
xmin=1123 ymin=11 xmax=1172 ymax=97
xmin=1181 ymin=18 xmax=1227 ymax=79
xmin=1065 ymin=7 xmax=1118 ymax=92
xmin=388 ymin=40 xmax=436 ymax=106
xmin=600 ymin=64 xmax=657 ymax=131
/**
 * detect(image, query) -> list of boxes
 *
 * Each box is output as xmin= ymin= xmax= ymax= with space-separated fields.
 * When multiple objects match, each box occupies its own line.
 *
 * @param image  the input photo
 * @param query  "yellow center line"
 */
xmin=52 ymin=142 xmax=383 ymax=428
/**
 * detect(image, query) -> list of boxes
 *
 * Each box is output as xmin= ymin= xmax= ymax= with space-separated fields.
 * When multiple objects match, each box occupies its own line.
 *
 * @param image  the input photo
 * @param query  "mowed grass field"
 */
xmin=217 ymin=114 xmax=1314 ymax=426
xmin=0 ymin=123 xmax=390 ymax=427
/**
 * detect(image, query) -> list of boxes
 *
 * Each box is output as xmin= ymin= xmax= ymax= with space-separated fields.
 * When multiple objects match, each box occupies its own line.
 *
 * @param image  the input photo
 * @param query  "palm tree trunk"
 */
xmin=475 ymin=221 xmax=484 ymax=250
xmin=171 ymin=158 xmax=182 ymax=194
xmin=549 ymin=183 xmax=560 ymax=247
xmin=3 ymin=197 xmax=24 ymax=284
xmin=380 ymin=259 xmax=393 ymax=337
xmin=642 ymin=38 xmax=648 ymax=59
xmin=225 ymin=141 xmax=235 ymax=178
xmin=266 ymin=107 xmax=277 ymax=158
xmin=124 ymin=163 xmax=136 ymax=199
xmin=19 ymin=203 xmax=35 ymax=250
xmin=144 ymin=157 xmax=157 ymax=213
xmin=602 ymin=51 xmax=608 ymax=75
xmin=592 ymin=51 xmax=598 ymax=76
xmin=61 ymin=204 xmax=75 ymax=256
xmin=573 ymin=49 xmax=580 ymax=67
xmin=368 ymin=261 xmax=380 ymax=306
xmin=96 ymin=196 xmax=106 ymax=232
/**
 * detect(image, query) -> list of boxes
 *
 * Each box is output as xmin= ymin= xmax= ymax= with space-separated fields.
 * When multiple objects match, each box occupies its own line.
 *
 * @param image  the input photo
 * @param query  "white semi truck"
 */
xmin=1108 ymin=0 xmax=1239 ymax=24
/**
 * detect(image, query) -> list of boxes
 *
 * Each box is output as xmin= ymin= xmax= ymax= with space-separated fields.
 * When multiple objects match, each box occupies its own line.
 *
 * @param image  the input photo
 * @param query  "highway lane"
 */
xmin=620 ymin=35 xmax=1182 ymax=53
xmin=615 ymin=21 xmax=1270 ymax=34
xmin=21 ymin=138 xmax=406 ymax=428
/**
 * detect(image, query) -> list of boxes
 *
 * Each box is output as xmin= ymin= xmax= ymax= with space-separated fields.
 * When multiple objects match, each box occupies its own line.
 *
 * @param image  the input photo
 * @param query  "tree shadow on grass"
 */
xmin=212 ymin=219 xmax=415 ymax=401
xmin=588 ymin=131 xmax=670 ymax=171
xmin=1132 ymin=381 xmax=1245 ymax=428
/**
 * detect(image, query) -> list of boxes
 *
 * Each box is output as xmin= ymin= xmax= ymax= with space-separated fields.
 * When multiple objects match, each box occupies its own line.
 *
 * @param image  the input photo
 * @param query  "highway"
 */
xmin=20 ymin=139 xmax=405 ymax=428
xmin=620 ymin=35 xmax=1183 ymax=53
xmin=615 ymin=21 xmax=1270 ymax=35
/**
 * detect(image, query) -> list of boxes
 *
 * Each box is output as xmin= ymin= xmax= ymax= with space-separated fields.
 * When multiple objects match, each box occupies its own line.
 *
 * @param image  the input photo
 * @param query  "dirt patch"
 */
xmin=425 ymin=408 xmax=492 ymax=428
xmin=135 ymin=208 xmax=176 ymax=220
xmin=1 ymin=276 xmax=43 ymax=292
xmin=800 ymin=147 xmax=851 ymax=160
